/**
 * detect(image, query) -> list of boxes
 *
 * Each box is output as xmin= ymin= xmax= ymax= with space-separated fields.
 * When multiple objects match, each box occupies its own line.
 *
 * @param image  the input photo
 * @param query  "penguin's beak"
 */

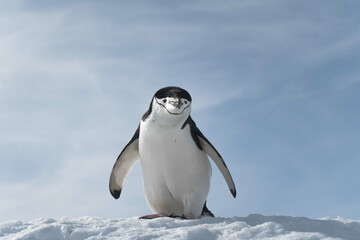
xmin=169 ymin=98 xmax=181 ymax=109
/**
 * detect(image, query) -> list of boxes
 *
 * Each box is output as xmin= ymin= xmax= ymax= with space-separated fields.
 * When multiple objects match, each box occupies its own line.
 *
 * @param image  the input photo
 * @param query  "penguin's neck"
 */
xmin=145 ymin=112 xmax=188 ymax=129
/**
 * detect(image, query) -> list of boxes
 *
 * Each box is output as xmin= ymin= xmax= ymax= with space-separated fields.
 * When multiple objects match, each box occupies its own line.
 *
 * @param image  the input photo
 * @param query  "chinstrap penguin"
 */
xmin=109 ymin=86 xmax=236 ymax=219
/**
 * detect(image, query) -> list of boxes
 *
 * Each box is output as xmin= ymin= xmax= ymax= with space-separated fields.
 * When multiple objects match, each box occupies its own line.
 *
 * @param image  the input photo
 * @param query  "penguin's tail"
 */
xmin=201 ymin=201 xmax=214 ymax=217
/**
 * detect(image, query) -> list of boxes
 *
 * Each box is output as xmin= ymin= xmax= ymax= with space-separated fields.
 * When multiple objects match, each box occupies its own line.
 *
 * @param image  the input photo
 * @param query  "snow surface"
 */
xmin=0 ymin=214 xmax=359 ymax=240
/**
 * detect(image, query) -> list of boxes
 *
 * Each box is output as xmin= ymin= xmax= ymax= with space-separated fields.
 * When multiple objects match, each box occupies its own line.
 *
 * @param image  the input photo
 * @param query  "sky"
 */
xmin=1 ymin=0 xmax=360 ymax=222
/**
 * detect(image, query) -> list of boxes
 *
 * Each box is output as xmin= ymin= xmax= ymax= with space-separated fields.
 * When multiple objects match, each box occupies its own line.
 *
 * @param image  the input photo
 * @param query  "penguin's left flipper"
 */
xmin=199 ymin=136 xmax=237 ymax=198
xmin=182 ymin=116 xmax=237 ymax=198
xmin=109 ymin=125 xmax=140 ymax=199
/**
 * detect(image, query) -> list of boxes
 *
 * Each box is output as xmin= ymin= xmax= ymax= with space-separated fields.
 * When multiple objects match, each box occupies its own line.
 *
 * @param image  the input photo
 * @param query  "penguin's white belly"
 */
xmin=139 ymin=123 xmax=211 ymax=217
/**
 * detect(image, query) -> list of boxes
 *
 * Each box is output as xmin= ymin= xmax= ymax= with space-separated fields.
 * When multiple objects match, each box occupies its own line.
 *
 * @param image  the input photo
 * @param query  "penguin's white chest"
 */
xmin=139 ymin=121 xmax=211 ymax=216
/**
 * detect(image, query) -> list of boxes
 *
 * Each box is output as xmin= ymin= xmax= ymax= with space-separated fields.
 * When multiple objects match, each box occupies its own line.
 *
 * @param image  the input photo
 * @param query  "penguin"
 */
xmin=109 ymin=86 xmax=236 ymax=219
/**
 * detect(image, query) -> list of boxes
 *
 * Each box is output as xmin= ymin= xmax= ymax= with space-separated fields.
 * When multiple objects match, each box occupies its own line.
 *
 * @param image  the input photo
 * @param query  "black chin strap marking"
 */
xmin=155 ymin=98 xmax=191 ymax=115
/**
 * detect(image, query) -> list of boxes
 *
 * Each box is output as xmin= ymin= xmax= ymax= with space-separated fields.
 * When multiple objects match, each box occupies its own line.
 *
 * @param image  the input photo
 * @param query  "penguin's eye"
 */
xmin=184 ymin=100 xmax=188 ymax=104
xmin=162 ymin=99 xmax=167 ymax=103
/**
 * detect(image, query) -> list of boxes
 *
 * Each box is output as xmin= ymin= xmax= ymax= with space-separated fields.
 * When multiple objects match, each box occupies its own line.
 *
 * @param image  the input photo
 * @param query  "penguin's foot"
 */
xmin=139 ymin=213 xmax=193 ymax=220
xmin=139 ymin=213 xmax=169 ymax=219
xmin=169 ymin=214 xmax=186 ymax=219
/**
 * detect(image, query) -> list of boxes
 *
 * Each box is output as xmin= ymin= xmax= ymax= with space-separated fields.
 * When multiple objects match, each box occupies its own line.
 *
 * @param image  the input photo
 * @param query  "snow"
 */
xmin=1 ymin=214 xmax=359 ymax=240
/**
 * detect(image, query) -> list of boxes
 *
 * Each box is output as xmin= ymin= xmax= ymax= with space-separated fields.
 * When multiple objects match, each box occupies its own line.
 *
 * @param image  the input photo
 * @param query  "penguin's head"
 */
xmin=143 ymin=86 xmax=192 ymax=126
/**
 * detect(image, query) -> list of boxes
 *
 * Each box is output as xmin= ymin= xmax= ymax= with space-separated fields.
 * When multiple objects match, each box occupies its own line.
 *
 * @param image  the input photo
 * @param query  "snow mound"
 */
xmin=1 ymin=214 xmax=359 ymax=240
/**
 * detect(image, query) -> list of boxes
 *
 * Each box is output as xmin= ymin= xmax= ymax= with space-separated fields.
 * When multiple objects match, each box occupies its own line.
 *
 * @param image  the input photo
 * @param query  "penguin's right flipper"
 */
xmin=109 ymin=125 xmax=140 ymax=199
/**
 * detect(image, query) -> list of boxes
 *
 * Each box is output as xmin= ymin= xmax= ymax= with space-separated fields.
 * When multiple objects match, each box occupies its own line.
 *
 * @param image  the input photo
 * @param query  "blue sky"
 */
xmin=1 ymin=0 xmax=360 ymax=222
